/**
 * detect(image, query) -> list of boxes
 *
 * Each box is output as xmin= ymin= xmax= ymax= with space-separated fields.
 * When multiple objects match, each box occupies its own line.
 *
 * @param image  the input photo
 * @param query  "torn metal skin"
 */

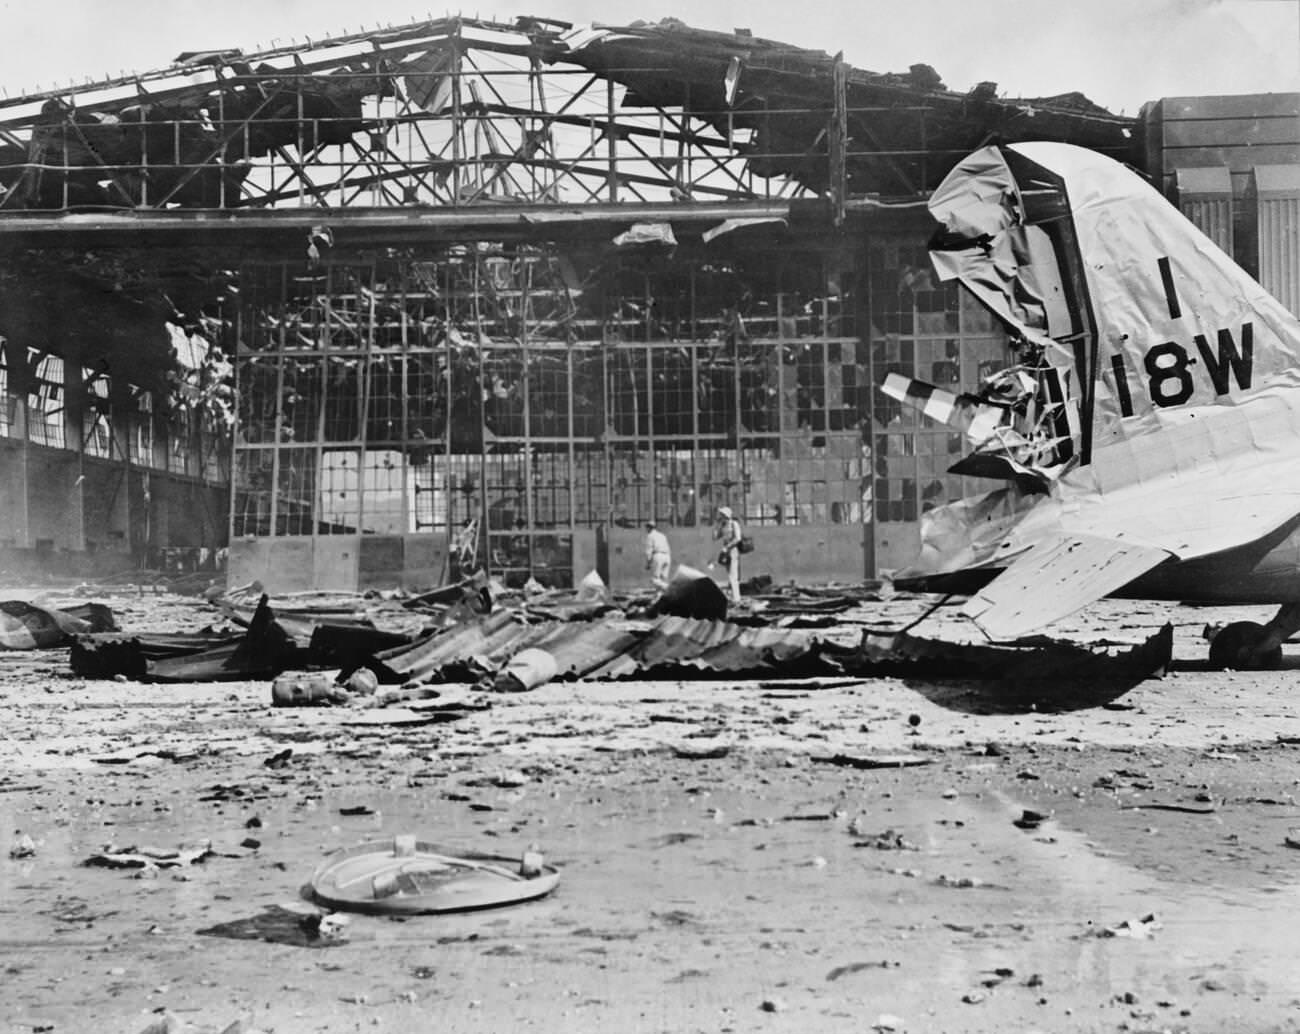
xmin=888 ymin=142 xmax=1300 ymax=667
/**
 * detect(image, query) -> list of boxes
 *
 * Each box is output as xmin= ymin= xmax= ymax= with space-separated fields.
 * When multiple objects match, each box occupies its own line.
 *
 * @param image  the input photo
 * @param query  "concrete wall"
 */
xmin=23 ymin=448 xmax=85 ymax=551
xmin=226 ymin=523 xmax=873 ymax=594
xmin=0 ymin=439 xmax=28 ymax=549
xmin=227 ymin=525 xmax=869 ymax=594
xmin=228 ymin=533 xmax=448 ymax=593
xmin=81 ymin=462 xmax=130 ymax=555
xmin=0 ymin=435 xmax=227 ymax=560
xmin=359 ymin=534 xmax=445 ymax=591
xmin=149 ymin=474 xmax=228 ymax=549
xmin=604 ymin=524 xmax=869 ymax=592
xmin=571 ymin=529 xmax=600 ymax=587
xmin=230 ymin=537 xmax=330 ymax=593
xmin=872 ymin=522 xmax=922 ymax=576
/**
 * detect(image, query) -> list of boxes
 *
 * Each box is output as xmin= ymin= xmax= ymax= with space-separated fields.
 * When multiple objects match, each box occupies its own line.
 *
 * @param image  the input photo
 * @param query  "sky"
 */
xmin=1 ymin=0 xmax=1298 ymax=115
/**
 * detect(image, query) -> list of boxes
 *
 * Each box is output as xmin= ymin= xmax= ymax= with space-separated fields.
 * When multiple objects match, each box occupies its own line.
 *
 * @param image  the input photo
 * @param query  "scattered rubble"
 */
xmin=852 ymin=828 xmax=920 ymax=851
xmin=84 ymin=841 xmax=216 ymax=871
xmin=16 ymin=576 xmax=1174 ymax=706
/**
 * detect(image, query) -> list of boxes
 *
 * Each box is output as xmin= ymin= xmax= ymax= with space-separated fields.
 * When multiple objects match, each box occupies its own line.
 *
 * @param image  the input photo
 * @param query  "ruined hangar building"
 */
xmin=0 ymin=15 xmax=1133 ymax=590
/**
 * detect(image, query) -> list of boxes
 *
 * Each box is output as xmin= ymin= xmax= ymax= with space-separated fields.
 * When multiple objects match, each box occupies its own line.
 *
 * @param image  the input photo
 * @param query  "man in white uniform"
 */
xmin=714 ymin=506 xmax=743 ymax=604
xmin=644 ymin=520 xmax=671 ymax=590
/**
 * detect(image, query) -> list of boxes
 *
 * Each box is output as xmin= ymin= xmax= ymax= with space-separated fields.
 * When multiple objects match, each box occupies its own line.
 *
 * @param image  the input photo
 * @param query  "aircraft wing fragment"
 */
xmin=959 ymin=534 xmax=1172 ymax=640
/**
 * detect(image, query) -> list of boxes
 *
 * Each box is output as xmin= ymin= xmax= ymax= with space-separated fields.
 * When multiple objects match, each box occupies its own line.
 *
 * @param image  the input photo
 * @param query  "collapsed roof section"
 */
xmin=544 ymin=19 xmax=1133 ymax=197
xmin=0 ymin=14 xmax=1135 ymax=214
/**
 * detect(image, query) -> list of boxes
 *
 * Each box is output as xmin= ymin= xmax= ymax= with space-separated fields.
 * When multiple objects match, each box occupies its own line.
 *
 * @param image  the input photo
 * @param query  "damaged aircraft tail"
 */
xmin=892 ymin=142 xmax=1300 ymax=645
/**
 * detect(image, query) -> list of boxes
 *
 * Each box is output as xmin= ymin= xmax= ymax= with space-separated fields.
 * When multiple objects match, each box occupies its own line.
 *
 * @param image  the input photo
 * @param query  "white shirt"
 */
xmin=645 ymin=528 xmax=670 ymax=559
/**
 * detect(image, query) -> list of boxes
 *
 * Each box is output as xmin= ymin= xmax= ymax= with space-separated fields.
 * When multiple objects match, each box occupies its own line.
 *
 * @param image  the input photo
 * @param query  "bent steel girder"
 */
xmin=0 ymin=15 xmax=1133 ymax=216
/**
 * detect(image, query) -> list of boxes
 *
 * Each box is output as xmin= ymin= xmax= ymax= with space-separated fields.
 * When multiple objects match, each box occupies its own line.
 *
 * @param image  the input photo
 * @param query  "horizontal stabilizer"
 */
xmin=960 ymin=534 xmax=1171 ymax=640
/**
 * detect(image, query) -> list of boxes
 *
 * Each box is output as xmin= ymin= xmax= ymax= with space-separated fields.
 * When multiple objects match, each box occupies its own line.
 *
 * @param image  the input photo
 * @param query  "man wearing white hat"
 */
xmin=714 ymin=505 xmax=743 ymax=604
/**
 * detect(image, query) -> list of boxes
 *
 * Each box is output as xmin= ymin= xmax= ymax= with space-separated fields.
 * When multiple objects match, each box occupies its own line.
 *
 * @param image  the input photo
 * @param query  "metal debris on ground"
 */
xmin=814 ymin=753 xmax=933 ymax=770
xmin=309 ymin=835 xmax=561 ymax=914
xmin=672 ymin=744 xmax=731 ymax=760
xmin=1 ymin=598 xmax=116 ymax=649
xmin=48 ymin=577 xmax=1174 ymax=707
xmin=8 ymin=832 xmax=37 ymax=858
xmin=1097 ymin=913 xmax=1161 ymax=939
xmin=1013 ymin=809 xmax=1049 ymax=830
xmin=271 ymin=671 xmax=349 ymax=707
xmin=84 ymin=841 xmax=216 ymax=871
xmin=841 ymin=624 xmax=1173 ymax=698
xmin=377 ymin=611 xmax=841 ymax=692
xmin=825 ymin=960 xmax=893 ymax=981
xmin=648 ymin=565 xmax=729 ymax=621
xmin=300 ymin=911 xmax=350 ymax=942
xmin=851 ymin=828 xmax=920 ymax=851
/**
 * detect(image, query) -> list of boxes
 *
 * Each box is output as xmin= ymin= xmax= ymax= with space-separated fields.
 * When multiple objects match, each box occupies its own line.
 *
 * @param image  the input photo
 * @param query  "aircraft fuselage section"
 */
xmin=1118 ymin=519 xmax=1300 ymax=604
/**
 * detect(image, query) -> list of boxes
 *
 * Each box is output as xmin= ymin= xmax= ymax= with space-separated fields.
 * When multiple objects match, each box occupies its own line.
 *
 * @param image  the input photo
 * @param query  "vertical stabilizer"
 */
xmin=928 ymin=142 xmax=1300 ymax=476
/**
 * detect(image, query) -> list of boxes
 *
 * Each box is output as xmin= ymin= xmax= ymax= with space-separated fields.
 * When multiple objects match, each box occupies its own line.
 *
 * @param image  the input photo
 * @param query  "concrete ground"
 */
xmin=2 ymin=589 xmax=1300 ymax=1033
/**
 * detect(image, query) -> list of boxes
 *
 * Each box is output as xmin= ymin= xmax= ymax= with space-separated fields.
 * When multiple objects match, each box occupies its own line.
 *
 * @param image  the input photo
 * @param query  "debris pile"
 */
xmin=3 ymin=567 xmax=1174 ymax=708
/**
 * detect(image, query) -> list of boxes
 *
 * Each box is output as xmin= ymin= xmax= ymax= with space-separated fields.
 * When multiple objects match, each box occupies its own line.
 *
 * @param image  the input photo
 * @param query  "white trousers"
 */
xmin=725 ymin=551 xmax=741 ymax=603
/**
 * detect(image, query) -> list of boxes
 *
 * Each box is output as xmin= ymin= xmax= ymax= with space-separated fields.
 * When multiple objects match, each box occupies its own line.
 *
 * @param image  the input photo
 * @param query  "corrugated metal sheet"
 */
xmin=681 ymin=623 xmax=822 ymax=672
xmin=349 ymin=607 xmax=1173 ymax=692
xmin=1175 ymin=165 xmax=1233 ymax=256
xmin=1253 ymin=164 xmax=1300 ymax=318
xmin=376 ymin=612 xmax=556 ymax=682
xmin=585 ymin=617 xmax=818 ymax=680
xmin=376 ymin=612 xmax=826 ymax=686
xmin=587 ymin=617 xmax=730 ymax=679
xmin=529 ymin=621 xmax=648 ymax=678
